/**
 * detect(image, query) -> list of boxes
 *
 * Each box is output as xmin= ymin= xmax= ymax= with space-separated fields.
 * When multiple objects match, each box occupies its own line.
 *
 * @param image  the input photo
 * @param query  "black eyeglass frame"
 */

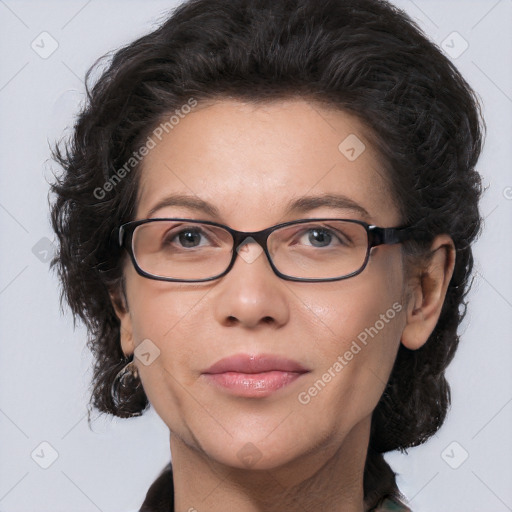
xmin=118 ymin=217 xmax=415 ymax=283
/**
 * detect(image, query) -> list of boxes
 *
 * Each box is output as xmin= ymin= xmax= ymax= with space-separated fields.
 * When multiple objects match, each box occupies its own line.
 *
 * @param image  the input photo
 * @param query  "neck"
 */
xmin=170 ymin=417 xmax=371 ymax=512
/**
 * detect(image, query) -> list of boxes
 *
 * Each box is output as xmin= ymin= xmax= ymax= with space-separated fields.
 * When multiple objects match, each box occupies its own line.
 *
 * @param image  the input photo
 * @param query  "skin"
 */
xmin=112 ymin=99 xmax=455 ymax=512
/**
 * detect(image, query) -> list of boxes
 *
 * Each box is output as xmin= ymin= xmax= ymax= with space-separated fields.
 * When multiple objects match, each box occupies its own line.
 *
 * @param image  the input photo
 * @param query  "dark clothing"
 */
xmin=139 ymin=463 xmax=174 ymax=512
xmin=139 ymin=463 xmax=411 ymax=511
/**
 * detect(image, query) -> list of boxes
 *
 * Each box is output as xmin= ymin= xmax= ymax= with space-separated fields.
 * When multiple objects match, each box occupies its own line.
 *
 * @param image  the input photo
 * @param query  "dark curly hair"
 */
xmin=49 ymin=0 xmax=484 ymax=508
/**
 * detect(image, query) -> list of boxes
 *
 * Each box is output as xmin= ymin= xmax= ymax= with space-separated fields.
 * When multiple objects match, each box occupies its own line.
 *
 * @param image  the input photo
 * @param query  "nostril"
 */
xmin=226 ymin=315 xmax=238 ymax=326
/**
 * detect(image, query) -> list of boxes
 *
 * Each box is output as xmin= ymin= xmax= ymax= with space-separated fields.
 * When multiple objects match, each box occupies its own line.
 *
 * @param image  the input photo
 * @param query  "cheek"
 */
xmin=295 ymin=258 xmax=405 ymax=361
xmin=127 ymin=270 xmax=209 ymax=341
xmin=124 ymin=276 xmax=206 ymax=404
xmin=293 ymin=256 xmax=406 ymax=422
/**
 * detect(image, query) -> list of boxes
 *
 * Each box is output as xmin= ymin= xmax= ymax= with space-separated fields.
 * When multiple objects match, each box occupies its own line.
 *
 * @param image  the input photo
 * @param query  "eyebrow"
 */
xmin=284 ymin=194 xmax=371 ymax=220
xmin=146 ymin=193 xmax=371 ymax=221
xmin=147 ymin=194 xmax=220 ymax=218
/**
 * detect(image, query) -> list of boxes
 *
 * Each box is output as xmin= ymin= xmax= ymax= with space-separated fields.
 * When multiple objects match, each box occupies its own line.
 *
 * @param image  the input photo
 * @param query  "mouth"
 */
xmin=202 ymin=354 xmax=310 ymax=398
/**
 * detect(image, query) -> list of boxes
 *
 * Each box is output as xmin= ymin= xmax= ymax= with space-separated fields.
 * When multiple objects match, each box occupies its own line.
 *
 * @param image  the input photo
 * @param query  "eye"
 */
xmin=296 ymin=226 xmax=349 ymax=248
xmin=305 ymin=228 xmax=334 ymax=247
xmin=176 ymin=229 xmax=203 ymax=248
xmin=162 ymin=227 xmax=212 ymax=249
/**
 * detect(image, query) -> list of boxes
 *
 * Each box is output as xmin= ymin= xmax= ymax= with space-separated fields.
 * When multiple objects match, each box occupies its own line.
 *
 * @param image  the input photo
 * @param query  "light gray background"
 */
xmin=0 ymin=1 xmax=511 ymax=511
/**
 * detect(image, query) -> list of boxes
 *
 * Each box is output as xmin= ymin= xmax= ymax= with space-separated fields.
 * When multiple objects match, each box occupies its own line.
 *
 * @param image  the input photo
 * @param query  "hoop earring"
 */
xmin=110 ymin=356 xmax=144 ymax=417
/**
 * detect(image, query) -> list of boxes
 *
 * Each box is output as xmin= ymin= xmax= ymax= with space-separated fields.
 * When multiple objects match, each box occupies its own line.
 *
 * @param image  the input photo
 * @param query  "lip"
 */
xmin=204 ymin=354 xmax=309 ymax=374
xmin=202 ymin=354 xmax=310 ymax=398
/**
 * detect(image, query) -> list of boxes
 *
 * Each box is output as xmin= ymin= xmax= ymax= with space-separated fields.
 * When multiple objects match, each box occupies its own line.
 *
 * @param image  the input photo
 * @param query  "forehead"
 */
xmin=135 ymin=98 xmax=400 ymax=227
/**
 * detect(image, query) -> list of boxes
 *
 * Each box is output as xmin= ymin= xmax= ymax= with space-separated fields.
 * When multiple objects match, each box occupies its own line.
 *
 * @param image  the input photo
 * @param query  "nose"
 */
xmin=212 ymin=238 xmax=290 ymax=329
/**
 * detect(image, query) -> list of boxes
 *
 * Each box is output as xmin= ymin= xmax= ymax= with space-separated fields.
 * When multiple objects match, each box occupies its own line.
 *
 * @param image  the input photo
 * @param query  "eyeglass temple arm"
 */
xmin=369 ymin=225 xmax=414 ymax=246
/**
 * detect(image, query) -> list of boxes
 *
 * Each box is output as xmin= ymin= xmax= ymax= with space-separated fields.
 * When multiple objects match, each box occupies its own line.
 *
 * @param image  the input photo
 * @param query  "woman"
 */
xmin=50 ymin=0 xmax=484 ymax=510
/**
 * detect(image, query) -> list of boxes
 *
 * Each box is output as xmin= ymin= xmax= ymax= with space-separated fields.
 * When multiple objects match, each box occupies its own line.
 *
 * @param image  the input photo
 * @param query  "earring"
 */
xmin=110 ymin=355 xmax=145 ymax=417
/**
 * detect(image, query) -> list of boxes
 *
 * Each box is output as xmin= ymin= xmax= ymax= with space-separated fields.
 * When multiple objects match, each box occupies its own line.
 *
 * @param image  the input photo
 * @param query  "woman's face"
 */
xmin=116 ymin=99 xmax=410 ymax=473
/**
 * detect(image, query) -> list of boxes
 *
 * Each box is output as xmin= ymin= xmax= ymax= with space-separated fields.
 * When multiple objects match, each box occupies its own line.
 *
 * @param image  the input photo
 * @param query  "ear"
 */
xmin=401 ymin=234 xmax=456 ymax=350
xmin=109 ymin=285 xmax=135 ymax=356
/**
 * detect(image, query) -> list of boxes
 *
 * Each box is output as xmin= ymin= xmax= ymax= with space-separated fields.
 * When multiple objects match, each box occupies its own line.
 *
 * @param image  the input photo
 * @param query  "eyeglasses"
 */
xmin=117 ymin=218 xmax=414 ymax=283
